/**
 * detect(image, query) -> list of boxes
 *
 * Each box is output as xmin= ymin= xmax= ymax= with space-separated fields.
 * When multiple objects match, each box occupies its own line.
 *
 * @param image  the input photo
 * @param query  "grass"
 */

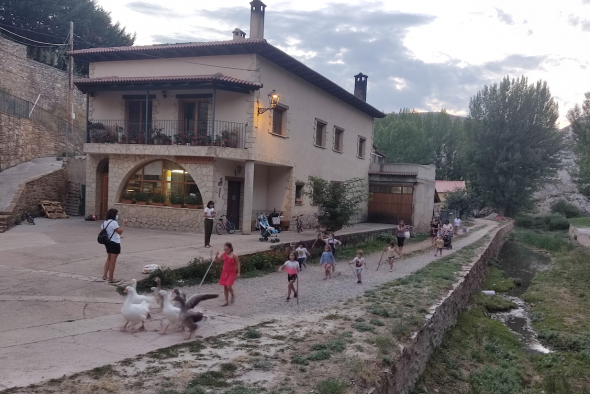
xmin=510 ymin=228 xmax=573 ymax=252
xmin=316 ymin=379 xmax=347 ymax=394
xmin=483 ymin=267 xmax=516 ymax=293
xmin=414 ymin=228 xmax=590 ymax=393
xmin=567 ymin=217 xmax=590 ymax=227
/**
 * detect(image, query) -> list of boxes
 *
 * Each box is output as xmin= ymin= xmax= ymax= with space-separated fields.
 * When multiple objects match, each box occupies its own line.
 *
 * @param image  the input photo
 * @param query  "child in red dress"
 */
xmin=215 ymin=242 xmax=241 ymax=306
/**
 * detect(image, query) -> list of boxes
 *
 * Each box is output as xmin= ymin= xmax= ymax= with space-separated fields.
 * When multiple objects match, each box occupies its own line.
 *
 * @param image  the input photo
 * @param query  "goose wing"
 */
xmin=185 ymin=294 xmax=219 ymax=310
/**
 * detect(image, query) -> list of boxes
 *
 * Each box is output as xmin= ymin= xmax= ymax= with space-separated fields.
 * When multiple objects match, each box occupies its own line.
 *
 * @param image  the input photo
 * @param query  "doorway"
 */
xmin=227 ymin=181 xmax=241 ymax=229
xmin=98 ymin=161 xmax=109 ymax=220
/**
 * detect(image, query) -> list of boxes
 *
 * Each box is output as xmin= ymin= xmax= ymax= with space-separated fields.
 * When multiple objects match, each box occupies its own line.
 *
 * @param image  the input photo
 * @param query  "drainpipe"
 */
xmin=211 ymin=82 xmax=216 ymax=146
xmin=86 ymin=93 xmax=90 ymax=143
xmin=145 ymin=90 xmax=149 ymax=143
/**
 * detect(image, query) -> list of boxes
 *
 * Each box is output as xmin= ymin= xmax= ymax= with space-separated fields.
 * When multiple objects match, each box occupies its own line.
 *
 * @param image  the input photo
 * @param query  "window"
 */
xmin=126 ymin=99 xmax=153 ymax=143
xmin=314 ymin=119 xmax=327 ymax=148
xmin=295 ymin=183 xmax=304 ymax=206
xmin=121 ymin=160 xmax=202 ymax=203
xmin=180 ymin=100 xmax=208 ymax=137
xmin=272 ymin=105 xmax=288 ymax=136
xmin=357 ymin=136 xmax=366 ymax=159
xmin=333 ymin=127 xmax=344 ymax=152
xmin=403 ymin=187 xmax=413 ymax=194
xmin=391 ymin=186 xmax=402 ymax=194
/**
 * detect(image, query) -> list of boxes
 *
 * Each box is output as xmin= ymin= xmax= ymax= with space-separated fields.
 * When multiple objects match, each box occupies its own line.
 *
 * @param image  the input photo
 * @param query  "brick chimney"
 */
xmin=250 ymin=0 xmax=266 ymax=39
xmin=233 ymin=28 xmax=246 ymax=40
xmin=354 ymin=73 xmax=368 ymax=101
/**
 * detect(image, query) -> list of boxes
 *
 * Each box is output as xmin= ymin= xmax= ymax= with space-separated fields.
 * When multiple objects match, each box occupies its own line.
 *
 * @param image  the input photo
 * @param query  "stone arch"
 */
xmin=114 ymin=158 xmax=208 ymax=204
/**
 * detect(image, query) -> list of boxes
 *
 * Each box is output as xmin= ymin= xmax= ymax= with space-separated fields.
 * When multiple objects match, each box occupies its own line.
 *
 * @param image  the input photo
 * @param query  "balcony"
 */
xmin=87 ymin=119 xmax=246 ymax=149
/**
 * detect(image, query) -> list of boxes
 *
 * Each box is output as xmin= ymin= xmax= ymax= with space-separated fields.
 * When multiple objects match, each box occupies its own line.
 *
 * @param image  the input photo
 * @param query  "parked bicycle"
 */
xmin=22 ymin=209 xmax=35 ymax=225
xmin=292 ymin=214 xmax=304 ymax=233
xmin=215 ymin=215 xmax=235 ymax=235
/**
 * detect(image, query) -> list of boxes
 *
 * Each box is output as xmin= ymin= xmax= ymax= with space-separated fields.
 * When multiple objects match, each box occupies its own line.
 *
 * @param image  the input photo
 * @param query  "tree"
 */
xmin=567 ymin=92 xmax=590 ymax=197
xmin=304 ymin=176 xmax=368 ymax=233
xmin=463 ymin=76 xmax=564 ymax=216
xmin=443 ymin=188 xmax=479 ymax=217
xmin=0 ymin=0 xmax=135 ymax=73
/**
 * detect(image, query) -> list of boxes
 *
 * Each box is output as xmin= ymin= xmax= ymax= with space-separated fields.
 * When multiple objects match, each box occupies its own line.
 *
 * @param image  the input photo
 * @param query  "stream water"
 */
xmin=490 ymin=240 xmax=552 ymax=354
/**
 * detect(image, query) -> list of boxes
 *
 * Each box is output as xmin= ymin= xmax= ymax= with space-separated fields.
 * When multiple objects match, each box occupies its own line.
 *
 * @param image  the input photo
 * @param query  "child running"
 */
xmin=434 ymin=235 xmax=444 ymax=257
xmin=384 ymin=240 xmax=400 ymax=272
xmin=278 ymin=251 xmax=299 ymax=301
xmin=349 ymin=250 xmax=367 ymax=284
xmin=215 ymin=242 xmax=241 ymax=306
xmin=320 ymin=244 xmax=335 ymax=280
xmin=295 ymin=242 xmax=310 ymax=270
xmin=323 ymin=233 xmax=342 ymax=272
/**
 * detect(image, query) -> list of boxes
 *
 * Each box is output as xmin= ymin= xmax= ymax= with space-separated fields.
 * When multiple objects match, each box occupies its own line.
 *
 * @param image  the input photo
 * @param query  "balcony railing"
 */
xmin=87 ymin=120 xmax=246 ymax=148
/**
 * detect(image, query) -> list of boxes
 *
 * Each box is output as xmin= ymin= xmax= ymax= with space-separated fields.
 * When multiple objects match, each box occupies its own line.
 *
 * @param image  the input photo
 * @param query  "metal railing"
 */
xmin=88 ymin=119 xmax=246 ymax=148
xmin=0 ymin=90 xmax=84 ymax=155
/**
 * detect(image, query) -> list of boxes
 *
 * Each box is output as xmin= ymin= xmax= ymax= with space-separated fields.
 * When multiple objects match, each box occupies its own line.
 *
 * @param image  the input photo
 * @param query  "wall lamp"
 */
xmin=258 ymin=90 xmax=280 ymax=114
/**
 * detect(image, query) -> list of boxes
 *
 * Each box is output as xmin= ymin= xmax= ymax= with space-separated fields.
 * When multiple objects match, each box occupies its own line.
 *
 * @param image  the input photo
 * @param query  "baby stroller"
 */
xmin=257 ymin=213 xmax=280 ymax=243
xmin=442 ymin=230 xmax=453 ymax=250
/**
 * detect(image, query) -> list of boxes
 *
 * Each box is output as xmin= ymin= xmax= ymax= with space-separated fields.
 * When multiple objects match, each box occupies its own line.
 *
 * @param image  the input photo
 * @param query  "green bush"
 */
xmin=121 ymin=192 xmax=134 ymax=201
xmin=151 ymin=193 xmax=166 ymax=203
xmin=185 ymin=194 xmax=202 ymax=205
xmin=134 ymin=191 xmax=149 ymax=202
xmin=550 ymin=199 xmax=582 ymax=218
xmin=316 ymin=379 xmax=347 ymax=394
xmin=548 ymin=216 xmax=570 ymax=231
xmin=308 ymin=349 xmax=331 ymax=361
xmin=170 ymin=194 xmax=184 ymax=205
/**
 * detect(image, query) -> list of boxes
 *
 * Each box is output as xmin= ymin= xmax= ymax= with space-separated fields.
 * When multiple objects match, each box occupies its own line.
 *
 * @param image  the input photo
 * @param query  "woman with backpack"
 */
xmin=101 ymin=208 xmax=127 ymax=283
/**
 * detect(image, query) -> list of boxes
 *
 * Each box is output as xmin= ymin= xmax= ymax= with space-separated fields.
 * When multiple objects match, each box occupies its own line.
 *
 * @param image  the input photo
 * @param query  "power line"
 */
xmin=0 ymin=26 xmax=67 ymax=46
xmin=0 ymin=21 xmax=70 ymax=40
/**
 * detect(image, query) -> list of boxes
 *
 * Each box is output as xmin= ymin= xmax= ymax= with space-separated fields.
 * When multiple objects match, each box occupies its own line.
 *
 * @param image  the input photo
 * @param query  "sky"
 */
xmin=95 ymin=0 xmax=590 ymax=127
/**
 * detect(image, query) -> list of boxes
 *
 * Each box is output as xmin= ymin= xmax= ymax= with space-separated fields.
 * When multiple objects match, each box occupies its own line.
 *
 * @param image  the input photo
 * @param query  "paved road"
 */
xmin=0 ymin=218 xmax=495 ymax=389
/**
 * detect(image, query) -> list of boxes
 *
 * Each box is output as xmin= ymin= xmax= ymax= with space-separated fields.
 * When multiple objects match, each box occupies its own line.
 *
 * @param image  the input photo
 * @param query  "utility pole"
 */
xmin=66 ymin=21 xmax=74 ymax=164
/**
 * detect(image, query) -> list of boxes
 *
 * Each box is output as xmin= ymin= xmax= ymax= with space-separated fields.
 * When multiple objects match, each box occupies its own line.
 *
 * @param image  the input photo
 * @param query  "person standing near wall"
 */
xmin=396 ymin=220 xmax=408 ymax=257
xmin=101 ymin=208 xmax=127 ymax=283
xmin=204 ymin=201 xmax=216 ymax=248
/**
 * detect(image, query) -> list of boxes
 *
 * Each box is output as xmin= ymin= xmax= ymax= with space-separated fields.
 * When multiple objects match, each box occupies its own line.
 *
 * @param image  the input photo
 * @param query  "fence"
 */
xmin=0 ymin=90 xmax=84 ymax=155
xmin=89 ymin=119 xmax=247 ymax=148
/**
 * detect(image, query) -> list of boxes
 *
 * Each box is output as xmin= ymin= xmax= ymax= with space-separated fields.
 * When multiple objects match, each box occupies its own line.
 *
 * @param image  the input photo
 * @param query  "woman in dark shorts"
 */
xmin=396 ymin=220 xmax=407 ymax=257
xmin=101 ymin=208 xmax=127 ymax=283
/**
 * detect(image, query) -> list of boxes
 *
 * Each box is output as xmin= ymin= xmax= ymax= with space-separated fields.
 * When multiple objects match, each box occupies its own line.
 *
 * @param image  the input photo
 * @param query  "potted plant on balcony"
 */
xmin=150 ymin=193 xmax=166 ymax=206
xmin=134 ymin=192 xmax=149 ymax=205
xmin=221 ymin=130 xmax=238 ymax=148
xmin=214 ymin=135 xmax=223 ymax=146
xmin=174 ymin=131 xmax=189 ymax=145
xmin=169 ymin=194 xmax=184 ymax=208
xmin=162 ymin=135 xmax=172 ymax=145
xmin=184 ymin=194 xmax=202 ymax=209
xmin=115 ymin=125 xmax=125 ymax=143
xmin=129 ymin=129 xmax=142 ymax=144
xmin=151 ymin=127 xmax=164 ymax=145
xmin=120 ymin=192 xmax=134 ymax=204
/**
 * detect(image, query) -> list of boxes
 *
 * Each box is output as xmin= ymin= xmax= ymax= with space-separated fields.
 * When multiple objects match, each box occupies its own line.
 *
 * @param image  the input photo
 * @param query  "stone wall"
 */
xmin=0 ymin=169 xmax=67 ymax=232
xmin=569 ymin=225 xmax=590 ymax=249
xmin=0 ymin=112 xmax=84 ymax=170
xmin=113 ymin=203 xmax=204 ymax=233
xmin=377 ymin=222 xmax=514 ymax=394
xmin=0 ymin=36 xmax=86 ymax=124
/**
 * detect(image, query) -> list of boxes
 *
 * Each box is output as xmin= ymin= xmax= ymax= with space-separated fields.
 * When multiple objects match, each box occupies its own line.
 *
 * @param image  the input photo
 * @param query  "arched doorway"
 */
xmin=96 ymin=159 xmax=109 ymax=219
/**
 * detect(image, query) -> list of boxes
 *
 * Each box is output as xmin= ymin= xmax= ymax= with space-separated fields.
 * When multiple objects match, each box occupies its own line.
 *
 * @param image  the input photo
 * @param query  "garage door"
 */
xmin=368 ymin=184 xmax=413 ymax=224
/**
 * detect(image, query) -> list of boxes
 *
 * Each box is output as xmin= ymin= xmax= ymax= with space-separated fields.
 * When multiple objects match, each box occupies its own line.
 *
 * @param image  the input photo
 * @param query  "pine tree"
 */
xmin=567 ymin=92 xmax=590 ymax=197
xmin=464 ymin=76 xmax=564 ymax=216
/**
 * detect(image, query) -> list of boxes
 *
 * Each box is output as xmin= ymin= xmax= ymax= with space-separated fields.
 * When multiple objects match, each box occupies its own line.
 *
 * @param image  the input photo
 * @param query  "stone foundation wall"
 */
xmin=377 ymin=222 xmax=514 ymax=394
xmin=0 ymin=169 xmax=67 ymax=232
xmin=0 ymin=113 xmax=84 ymax=170
xmin=113 ymin=203 xmax=204 ymax=233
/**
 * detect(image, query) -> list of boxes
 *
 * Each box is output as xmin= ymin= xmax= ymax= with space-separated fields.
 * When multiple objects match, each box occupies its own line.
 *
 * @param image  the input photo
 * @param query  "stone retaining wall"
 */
xmin=0 ymin=113 xmax=84 ymax=170
xmin=113 ymin=203 xmax=204 ymax=233
xmin=378 ymin=222 xmax=514 ymax=394
xmin=569 ymin=225 xmax=590 ymax=249
xmin=0 ymin=169 xmax=67 ymax=232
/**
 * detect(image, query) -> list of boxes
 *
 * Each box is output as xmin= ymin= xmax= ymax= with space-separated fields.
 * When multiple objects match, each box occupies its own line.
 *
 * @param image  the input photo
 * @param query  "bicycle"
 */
xmin=215 ymin=215 xmax=235 ymax=235
xmin=22 ymin=209 xmax=35 ymax=225
xmin=292 ymin=214 xmax=303 ymax=233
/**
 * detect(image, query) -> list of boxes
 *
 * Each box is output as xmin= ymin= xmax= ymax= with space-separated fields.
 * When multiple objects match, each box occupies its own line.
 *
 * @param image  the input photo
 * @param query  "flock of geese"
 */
xmin=121 ymin=277 xmax=218 ymax=340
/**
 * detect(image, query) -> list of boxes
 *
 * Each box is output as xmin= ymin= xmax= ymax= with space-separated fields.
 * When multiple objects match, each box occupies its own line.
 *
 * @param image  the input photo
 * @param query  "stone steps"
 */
xmin=0 ymin=214 xmax=10 ymax=233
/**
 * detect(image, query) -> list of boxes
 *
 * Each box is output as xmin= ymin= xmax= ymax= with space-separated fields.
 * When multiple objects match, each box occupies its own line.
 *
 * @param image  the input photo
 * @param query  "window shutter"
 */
xmin=313 ymin=121 xmax=317 ymax=145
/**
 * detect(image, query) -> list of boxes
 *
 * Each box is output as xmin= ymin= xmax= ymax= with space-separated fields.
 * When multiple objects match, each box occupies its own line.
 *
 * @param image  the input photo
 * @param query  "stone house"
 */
xmin=71 ymin=0 xmax=385 ymax=234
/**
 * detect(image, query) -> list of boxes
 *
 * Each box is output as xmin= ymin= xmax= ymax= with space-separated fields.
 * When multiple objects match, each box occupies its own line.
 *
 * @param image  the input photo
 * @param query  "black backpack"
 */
xmin=97 ymin=220 xmax=116 ymax=245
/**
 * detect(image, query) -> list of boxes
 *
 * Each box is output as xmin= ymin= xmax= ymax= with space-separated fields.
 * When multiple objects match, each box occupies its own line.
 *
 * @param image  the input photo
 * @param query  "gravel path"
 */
xmin=184 ymin=219 xmax=498 ymax=321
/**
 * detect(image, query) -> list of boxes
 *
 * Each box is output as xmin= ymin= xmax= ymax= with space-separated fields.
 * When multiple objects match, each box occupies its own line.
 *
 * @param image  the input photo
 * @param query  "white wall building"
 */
xmin=72 ymin=0 xmax=385 ymax=234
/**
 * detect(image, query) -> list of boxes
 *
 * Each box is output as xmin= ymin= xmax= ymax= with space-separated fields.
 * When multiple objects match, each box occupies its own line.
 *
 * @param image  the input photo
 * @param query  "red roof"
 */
xmin=73 ymin=74 xmax=261 ymax=88
xmin=435 ymin=181 xmax=466 ymax=193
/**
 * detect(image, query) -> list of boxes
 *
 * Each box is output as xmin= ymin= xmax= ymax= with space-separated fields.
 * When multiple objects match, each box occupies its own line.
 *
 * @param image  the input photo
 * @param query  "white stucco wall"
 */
xmin=90 ymin=54 xmax=256 ymax=82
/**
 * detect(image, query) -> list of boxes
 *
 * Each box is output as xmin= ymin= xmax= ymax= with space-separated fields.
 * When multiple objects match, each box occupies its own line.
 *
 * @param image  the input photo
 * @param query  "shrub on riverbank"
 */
xmin=514 ymin=213 xmax=570 ymax=231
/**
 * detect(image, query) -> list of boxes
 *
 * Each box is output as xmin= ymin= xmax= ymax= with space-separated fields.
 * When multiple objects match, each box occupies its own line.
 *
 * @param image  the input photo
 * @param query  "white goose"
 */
xmin=159 ymin=290 xmax=181 ymax=335
xmin=121 ymin=286 xmax=151 ymax=331
xmin=128 ymin=279 xmax=152 ymax=305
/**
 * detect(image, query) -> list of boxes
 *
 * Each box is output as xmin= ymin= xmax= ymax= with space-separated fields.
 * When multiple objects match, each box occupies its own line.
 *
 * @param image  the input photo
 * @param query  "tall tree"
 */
xmin=463 ymin=76 xmax=564 ymax=216
xmin=0 ymin=0 xmax=135 ymax=72
xmin=567 ymin=92 xmax=590 ymax=197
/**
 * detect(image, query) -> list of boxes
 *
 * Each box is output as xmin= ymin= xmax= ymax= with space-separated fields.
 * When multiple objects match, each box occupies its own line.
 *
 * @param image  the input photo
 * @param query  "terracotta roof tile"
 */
xmin=435 ymin=181 xmax=466 ymax=193
xmin=369 ymin=171 xmax=417 ymax=176
xmin=73 ymin=74 xmax=262 ymax=88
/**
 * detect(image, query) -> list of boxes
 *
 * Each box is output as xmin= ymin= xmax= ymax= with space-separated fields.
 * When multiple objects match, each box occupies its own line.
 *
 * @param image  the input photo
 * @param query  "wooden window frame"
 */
xmin=357 ymin=136 xmax=367 ymax=159
xmin=178 ymin=99 xmax=210 ymax=135
xmin=270 ymin=103 xmax=289 ymax=137
xmin=314 ymin=118 xmax=327 ymax=148
xmin=333 ymin=126 xmax=344 ymax=153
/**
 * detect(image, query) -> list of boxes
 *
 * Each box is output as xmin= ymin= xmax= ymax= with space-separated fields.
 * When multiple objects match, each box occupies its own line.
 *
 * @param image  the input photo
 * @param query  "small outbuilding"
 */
xmin=368 ymin=163 xmax=436 ymax=232
xmin=435 ymin=181 xmax=466 ymax=203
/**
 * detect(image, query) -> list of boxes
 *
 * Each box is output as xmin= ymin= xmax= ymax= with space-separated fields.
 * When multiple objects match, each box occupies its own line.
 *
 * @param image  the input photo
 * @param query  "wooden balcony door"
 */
xmin=126 ymin=100 xmax=153 ymax=142
xmin=180 ymin=101 xmax=209 ymax=138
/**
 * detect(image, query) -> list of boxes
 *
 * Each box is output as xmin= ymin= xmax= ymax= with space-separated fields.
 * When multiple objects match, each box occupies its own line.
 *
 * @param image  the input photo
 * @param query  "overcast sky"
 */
xmin=96 ymin=0 xmax=590 ymax=126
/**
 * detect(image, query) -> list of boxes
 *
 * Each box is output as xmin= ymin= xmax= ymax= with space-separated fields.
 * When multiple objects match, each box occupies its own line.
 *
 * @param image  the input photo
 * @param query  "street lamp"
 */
xmin=258 ymin=90 xmax=280 ymax=114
